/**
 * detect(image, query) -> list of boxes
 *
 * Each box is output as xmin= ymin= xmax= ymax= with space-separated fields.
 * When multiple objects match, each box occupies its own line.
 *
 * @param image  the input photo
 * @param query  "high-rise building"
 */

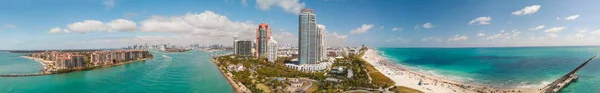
xmin=235 ymin=40 xmax=253 ymax=57
xmin=233 ymin=35 xmax=238 ymax=54
xmin=299 ymin=8 xmax=319 ymax=64
xmin=268 ymin=37 xmax=278 ymax=63
xmin=256 ymin=23 xmax=271 ymax=58
xmin=317 ymin=24 xmax=327 ymax=61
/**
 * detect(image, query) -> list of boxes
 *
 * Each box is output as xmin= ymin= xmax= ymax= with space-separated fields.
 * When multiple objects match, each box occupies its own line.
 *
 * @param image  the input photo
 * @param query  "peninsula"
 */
xmin=16 ymin=50 xmax=153 ymax=75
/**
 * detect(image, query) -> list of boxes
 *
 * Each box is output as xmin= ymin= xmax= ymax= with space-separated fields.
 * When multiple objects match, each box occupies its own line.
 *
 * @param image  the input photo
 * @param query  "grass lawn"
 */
xmin=358 ymin=55 xmax=395 ymax=87
xmin=256 ymin=83 xmax=273 ymax=93
xmin=393 ymin=86 xmax=424 ymax=93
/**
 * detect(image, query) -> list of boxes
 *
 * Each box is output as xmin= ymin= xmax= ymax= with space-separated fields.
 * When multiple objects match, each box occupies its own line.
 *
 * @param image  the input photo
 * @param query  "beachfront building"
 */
xmin=235 ymin=40 xmax=253 ymax=57
xmin=27 ymin=50 xmax=152 ymax=72
xmin=285 ymin=61 xmax=332 ymax=72
xmin=54 ymin=53 xmax=86 ymax=69
xmin=268 ymin=37 xmax=278 ymax=63
xmin=233 ymin=35 xmax=238 ymax=55
xmin=256 ymin=23 xmax=272 ymax=58
xmin=90 ymin=50 xmax=149 ymax=66
xmin=317 ymin=24 xmax=327 ymax=61
xmin=298 ymin=8 xmax=322 ymax=65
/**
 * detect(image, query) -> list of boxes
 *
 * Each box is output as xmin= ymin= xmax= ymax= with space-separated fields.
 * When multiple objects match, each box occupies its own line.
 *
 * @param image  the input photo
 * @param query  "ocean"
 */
xmin=377 ymin=46 xmax=600 ymax=93
xmin=0 ymin=50 xmax=233 ymax=93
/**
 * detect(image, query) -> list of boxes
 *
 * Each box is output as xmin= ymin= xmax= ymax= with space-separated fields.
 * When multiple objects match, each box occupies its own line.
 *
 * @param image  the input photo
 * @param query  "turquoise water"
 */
xmin=0 ymin=51 xmax=233 ymax=93
xmin=378 ymin=47 xmax=600 ymax=93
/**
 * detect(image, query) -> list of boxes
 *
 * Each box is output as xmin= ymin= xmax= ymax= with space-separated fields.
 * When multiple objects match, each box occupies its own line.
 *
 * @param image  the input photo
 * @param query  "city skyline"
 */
xmin=1 ymin=0 xmax=600 ymax=50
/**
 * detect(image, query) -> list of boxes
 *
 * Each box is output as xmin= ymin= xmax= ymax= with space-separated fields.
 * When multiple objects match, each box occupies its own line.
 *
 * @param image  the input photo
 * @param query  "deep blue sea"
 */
xmin=0 ymin=50 xmax=233 ymax=93
xmin=378 ymin=46 xmax=600 ymax=93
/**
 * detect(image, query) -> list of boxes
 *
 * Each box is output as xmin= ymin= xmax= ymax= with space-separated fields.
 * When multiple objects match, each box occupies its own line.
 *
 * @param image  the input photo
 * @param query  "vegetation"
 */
xmin=393 ymin=86 xmax=424 ymax=93
xmin=214 ymin=48 xmax=418 ymax=93
xmin=356 ymin=51 xmax=395 ymax=87
xmin=214 ymin=55 xmax=325 ymax=92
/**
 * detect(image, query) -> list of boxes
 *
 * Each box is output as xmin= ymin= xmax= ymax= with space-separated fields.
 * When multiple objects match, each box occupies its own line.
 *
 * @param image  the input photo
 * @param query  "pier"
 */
xmin=540 ymin=55 xmax=596 ymax=93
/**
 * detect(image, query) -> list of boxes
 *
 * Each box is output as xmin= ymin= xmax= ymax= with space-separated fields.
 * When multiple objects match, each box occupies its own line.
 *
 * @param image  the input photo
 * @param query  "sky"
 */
xmin=0 ymin=0 xmax=599 ymax=50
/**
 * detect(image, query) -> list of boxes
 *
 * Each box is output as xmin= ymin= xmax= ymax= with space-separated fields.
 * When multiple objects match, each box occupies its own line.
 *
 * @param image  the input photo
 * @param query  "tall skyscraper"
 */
xmin=299 ymin=8 xmax=319 ymax=64
xmin=256 ymin=23 xmax=271 ymax=58
xmin=233 ymin=35 xmax=238 ymax=54
xmin=317 ymin=24 xmax=327 ymax=61
xmin=268 ymin=37 xmax=278 ymax=63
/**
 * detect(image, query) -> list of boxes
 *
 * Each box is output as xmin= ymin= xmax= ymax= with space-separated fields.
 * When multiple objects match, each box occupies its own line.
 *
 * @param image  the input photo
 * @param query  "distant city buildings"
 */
xmin=256 ymin=23 xmax=272 ymax=58
xmin=268 ymin=37 xmax=278 ymax=63
xmin=235 ymin=40 xmax=253 ymax=57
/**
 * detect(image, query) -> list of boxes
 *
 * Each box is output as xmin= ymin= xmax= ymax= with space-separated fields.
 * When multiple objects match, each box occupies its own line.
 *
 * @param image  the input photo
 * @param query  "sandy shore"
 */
xmin=21 ymin=56 xmax=53 ymax=66
xmin=362 ymin=48 xmax=538 ymax=93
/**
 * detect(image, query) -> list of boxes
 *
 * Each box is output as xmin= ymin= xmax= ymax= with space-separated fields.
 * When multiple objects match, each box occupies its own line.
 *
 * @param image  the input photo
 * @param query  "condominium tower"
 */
xmin=267 ymin=37 xmax=278 ymax=63
xmin=299 ymin=8 xmax=326 ymax=64
xmin=256 ymin=23 xmax=271 ymax=58
xmin=317 ymin=24 xmax=327 ymax=61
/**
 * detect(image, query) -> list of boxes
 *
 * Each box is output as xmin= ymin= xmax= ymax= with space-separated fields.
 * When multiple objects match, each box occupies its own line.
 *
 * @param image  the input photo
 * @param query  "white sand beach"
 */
xmin=361 ymin=48 xmax=537 ymax=93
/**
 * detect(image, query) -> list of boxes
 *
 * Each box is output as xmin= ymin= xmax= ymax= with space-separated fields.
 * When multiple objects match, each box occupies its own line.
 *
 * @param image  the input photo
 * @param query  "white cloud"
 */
xmin=256 ymin=0 xmax=305 ymax=14
xmin=484 ymin=30 xmax=521 ymax=40
xmin=591 ymin=30 xmax=600 ymax=36
xmin=4 ymin=24 xmax=16 ymax=28
xmin=529 ymin=36 xmax=545 ymax=40
xmin=350 ymin=24 xmax=374 ymax=34
xmin=544 ymin=26 xmax=566 ymax=33
xmin=528 ymin=25 xmax=545 ymax=30
xmin=421 ymin=37 xmax=442 ymax=42
xmin=48 ymin=27 xmax=70 ymax=33
xmin=385 ymin=37 xmax=410 ymax=43
xmin=422 ymin=22 xmax=433 ymax=29
xmin=565 ymin=15 xmax=580 ymax=20
xmin=50 ymin=19 xmax=138 ymax=34
xmin=326 ymin=32 xmax=348 ymax=47
xmin=469 ymin=16 xmax=492 ymax=25
xmin=512 ymin=5 xmax=541 ymax=15
xmin=477 ymin=33 xmax=486 ymax=37
xmin=392 ymin=27 xmax=403 ymax=31
xmin=485 ymin=30 xmax=521 ymax=40
xmin=448 ymin=35 xmax=468 ymax=41
xmin=139 ymin=11 xmax=256 ymax=38
xmin=107 ymin=19 xmax=137 ymax=32
xmin=577 ymin=28 xmax=588 ymax=33
xmin=67 ymin=20 xmax=108 ymax=33
xmin=102 ymin=0 xmax=116 ymax=9
xmin=570 ymin=34 xmax=586 ymax=40
xmin=548 ymin=33 xmax=558 ymax=39
xmin=242 ymin=0 xmax=248 ymax=6
xmin=272 ymin=30 xmax=296 ymax=45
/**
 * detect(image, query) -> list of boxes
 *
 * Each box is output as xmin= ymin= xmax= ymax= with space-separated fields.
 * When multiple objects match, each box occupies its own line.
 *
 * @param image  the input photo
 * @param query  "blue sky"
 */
xmin=0 ymin=0 xmax=599 ymax=50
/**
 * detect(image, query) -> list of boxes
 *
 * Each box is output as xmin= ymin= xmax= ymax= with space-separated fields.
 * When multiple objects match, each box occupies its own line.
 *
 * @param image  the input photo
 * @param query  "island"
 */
xmin=22 ymin=50 xmax=153 ymax=75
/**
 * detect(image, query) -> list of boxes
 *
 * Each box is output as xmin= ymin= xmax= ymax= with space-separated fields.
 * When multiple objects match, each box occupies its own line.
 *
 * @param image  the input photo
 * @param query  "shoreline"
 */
xmin=211 ymin=58 xmax=250 ymax=93
xmin=361 ymin=48 xmax=538 ymax=93
xmin=0 ymin=56 xmax=152 ymax=77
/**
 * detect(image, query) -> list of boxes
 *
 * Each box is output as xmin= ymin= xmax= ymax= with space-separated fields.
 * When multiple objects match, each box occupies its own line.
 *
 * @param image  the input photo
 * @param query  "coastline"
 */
xmin=6 ymin=56 xmax=152 ymax=76
xmin=361 ymin=48 xmax=538 ymax=93
xmin=211 ymin=58 xmax=250 ymax=93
